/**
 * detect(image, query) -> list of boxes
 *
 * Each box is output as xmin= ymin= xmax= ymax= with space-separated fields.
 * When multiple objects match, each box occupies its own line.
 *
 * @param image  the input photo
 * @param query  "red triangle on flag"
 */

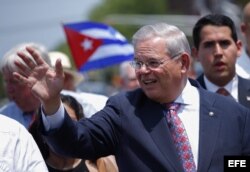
xmin=63 ymin=26 xmax=103 ymax=70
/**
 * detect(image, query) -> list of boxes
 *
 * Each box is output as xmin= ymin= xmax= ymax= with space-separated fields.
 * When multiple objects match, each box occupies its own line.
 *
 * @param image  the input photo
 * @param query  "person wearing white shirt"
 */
xmin=202 ymin=75 xmax=238 ymax=102
xmin=0 ymin=42 xmax=52 ymax=129
xmin=0 ymin=43 xmax=107 ymax=129
xmin=13 ymin=22 xmax=250 ymax=172
xmin=0 ymin=114 xmax=48 ymax=172
xmin=193 ymin=14 xmax=250 ymax=108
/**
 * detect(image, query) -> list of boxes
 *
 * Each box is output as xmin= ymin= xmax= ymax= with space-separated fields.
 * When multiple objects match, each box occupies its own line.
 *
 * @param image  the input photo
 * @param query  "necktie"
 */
xmin=216 ymin=87 xmax=230 ymax=96
xmin=166 ymin=103 xmax=196 ymax=172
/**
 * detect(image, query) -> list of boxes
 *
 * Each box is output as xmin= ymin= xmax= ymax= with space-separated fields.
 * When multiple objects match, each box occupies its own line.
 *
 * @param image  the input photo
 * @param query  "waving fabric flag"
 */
xmin=63 ymin=21 xmax=134 ymax=72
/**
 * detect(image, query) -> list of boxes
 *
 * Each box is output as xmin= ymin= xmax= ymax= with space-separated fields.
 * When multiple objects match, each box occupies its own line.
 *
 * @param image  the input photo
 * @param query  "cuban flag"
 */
xmin=63 ymin=21 xmax=134 ymax=72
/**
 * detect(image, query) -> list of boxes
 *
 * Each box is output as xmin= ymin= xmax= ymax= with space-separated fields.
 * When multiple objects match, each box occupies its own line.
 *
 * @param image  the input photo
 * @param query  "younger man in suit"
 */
xmin=192 ymin=14 xmax=250 ymax=108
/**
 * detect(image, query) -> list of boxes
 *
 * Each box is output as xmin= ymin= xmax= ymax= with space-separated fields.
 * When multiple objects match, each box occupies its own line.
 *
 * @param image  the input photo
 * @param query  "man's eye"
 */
xmin=203 ymin=42 xmax=214 ymax=48
xmin=148 ymin=61 xmax=160 ymax=67
xmin=136 ymin=62 xmax=143 ymax=67
xmin=220 ymin=40 xmax=231 ymax=48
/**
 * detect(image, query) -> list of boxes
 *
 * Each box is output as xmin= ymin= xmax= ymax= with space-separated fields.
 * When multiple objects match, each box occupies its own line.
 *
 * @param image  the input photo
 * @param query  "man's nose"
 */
xmin=214 ymin=43 xmax=223 ymax=55
xmin=138 ymin=64 xmax=151 ymax=73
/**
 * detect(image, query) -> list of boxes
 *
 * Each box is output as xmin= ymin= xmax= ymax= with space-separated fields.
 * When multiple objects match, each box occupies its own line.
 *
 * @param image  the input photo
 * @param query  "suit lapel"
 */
xmin=139 ymin=99 xmax=184 ymax=172
xmin=238 ymin=76 xmax=250 ymax=107
xmin=196 ymin=74 xmax=207 ymax=89
xmin=197 ymin=89 xmax=221 ymax=172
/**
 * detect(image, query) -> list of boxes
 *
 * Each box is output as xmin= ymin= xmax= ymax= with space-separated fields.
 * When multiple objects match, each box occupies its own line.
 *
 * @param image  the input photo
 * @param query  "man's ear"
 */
xmin=241 ymin=23 xmax=247 ymax=35
xmin=236 ymin=40 xmax=243 ymax=59
xmin=180 ymin=53 xmax=190 ymax=73
xmin=191 ymin=47 xmax=200 ymax=62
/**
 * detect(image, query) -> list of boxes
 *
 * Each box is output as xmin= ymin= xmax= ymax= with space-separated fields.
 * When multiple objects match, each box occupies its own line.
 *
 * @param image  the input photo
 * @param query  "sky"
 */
xmin=0 ymin=0 xmax=101 ymax=58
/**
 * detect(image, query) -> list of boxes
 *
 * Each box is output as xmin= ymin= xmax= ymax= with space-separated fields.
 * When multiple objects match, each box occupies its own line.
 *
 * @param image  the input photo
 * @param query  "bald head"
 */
xmin=243 ymin=2 xmax=250 ymax=23
xmin=241 ymin=2 xmax=250 ymax=53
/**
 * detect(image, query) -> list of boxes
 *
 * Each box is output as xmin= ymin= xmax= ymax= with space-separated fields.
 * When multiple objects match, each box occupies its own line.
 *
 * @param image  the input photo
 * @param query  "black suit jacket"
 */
xmin=42 ymin=79 xmax=250 ymax=172
xmin=197 ymin=74 xmax=250 ymax=108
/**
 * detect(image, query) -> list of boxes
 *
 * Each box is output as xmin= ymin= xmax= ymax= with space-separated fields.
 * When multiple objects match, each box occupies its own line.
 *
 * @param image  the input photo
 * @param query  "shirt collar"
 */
xmin=204 ymin=75 xmax=238 ymax=93
xmin=174 ymin=80 xmax=198 ymax=106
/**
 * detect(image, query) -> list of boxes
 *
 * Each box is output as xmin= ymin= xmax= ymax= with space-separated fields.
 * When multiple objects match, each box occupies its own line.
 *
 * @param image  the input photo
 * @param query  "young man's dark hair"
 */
xmin=192 ymin=14 xmax=238 ymax=49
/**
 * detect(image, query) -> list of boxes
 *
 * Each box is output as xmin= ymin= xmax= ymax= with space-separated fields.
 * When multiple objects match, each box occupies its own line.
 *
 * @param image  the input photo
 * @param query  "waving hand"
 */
xmin=13 ymin=46 xmax=64 ymax=115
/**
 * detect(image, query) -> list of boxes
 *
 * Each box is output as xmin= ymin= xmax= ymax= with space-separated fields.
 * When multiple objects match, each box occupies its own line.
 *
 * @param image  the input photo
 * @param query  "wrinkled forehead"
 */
xmin=134 ymin=37 xmax=168 ymax=57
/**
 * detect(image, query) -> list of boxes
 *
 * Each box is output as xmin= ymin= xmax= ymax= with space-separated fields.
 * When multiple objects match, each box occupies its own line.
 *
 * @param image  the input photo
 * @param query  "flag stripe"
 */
xmin=90 ymin=44 xmax=134 ymax=61
xmin=64 ymin=21 xmax=110 ymax=31
xmin=65 ymin=21 xmax=126 ymax=40
xmin=79 ymin=54 xmax=133 ymax=71
xmin=81 ymin=28 xmax=126 ymax=40
xmin=102 ymin=38 xmax=129 ymax=45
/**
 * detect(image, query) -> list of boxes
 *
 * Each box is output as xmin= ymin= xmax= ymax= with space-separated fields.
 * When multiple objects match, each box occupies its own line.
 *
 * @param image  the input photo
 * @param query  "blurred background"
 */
xmin=0 ymin=0 xmax=248 ymax=102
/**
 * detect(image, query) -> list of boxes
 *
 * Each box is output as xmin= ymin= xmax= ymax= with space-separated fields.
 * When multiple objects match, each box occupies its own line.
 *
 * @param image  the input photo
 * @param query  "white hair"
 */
xmin=132 ymin=23 xmax=191 ymax=58
xmin=0 ymin=42 xmax=51 ymax=73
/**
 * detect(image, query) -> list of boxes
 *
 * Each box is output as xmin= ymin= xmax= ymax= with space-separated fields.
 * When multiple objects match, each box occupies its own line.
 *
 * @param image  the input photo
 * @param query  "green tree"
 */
xmin=89 ymin=0 xmax=168 ymax=39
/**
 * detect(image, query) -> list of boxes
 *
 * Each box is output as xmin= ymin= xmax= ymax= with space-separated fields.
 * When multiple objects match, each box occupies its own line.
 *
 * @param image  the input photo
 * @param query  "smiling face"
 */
xmin=134 ymin=37 xmax=189 ymax=103
xmin=194 ymin=25 xmax=242 ymax=86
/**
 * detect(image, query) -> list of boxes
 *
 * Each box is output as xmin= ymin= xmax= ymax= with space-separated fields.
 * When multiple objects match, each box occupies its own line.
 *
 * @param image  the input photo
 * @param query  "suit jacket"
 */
xmin=42 ymin=79 xmax=250 ymax=172
xmin=197 ymin=74 xmax=250 ymax=108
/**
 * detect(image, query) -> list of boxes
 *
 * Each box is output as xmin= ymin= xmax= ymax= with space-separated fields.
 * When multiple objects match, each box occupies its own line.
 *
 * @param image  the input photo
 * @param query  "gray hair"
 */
xmin=0 ymin=42 xmax=51 ymax=73
xmin=132 ymin=23 xmax=191 ymax=58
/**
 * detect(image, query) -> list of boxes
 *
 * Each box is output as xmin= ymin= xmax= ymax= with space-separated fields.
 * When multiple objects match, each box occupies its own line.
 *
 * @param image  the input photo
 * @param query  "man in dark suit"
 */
xmin=192 ymin=14 xmax=250 ymax=108
xmin=14 ymin=22 xmax=250 ymax=172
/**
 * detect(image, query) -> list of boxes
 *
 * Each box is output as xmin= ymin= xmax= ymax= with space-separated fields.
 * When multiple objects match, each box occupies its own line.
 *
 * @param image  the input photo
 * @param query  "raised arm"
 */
xmin=13 ymin=46 xmax=64 ymax=115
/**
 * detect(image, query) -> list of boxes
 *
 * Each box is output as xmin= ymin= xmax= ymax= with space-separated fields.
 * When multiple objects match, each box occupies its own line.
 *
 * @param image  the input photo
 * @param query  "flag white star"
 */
xmin=81 ymin=38 xmax=93 ymax=51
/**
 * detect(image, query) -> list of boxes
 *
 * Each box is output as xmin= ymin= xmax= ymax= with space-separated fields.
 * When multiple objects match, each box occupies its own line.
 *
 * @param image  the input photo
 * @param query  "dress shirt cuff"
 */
xmin=41 ymin=101 xmax=65 ymax=131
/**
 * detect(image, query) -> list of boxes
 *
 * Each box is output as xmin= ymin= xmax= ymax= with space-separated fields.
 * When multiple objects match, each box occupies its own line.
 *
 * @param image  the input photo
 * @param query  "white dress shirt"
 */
xmin=236 ymin=48 xmax=250 ymax=79
xmin=168 ymin=80 xmax=200 ymax=167
xmin=204 ymin=75 xmax=238 ymax=102
xmin=0 ymin=114 xmax=48 ymax=172
xmin=42 ymin=80 xmax=200 ymax=168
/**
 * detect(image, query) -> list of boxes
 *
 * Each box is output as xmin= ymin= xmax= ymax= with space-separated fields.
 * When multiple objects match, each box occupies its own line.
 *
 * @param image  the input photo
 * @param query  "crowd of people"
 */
xmin=1 ymin=2 xmax=250 ymax=171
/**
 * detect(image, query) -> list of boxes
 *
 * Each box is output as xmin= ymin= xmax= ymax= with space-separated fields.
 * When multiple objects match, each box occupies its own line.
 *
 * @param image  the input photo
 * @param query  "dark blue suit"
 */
xmin=197 ymin=74 xmax=250 ymax=108
xmin=43 ymin=80 xmax=250 ymax=172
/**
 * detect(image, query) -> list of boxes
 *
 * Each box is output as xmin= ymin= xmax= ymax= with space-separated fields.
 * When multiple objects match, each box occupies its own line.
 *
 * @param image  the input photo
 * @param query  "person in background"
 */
xmin=0 ymin=42 xmax=51 ymax=129
xmin=49 ymin=51 xmax=84 ymax=91
xmin=236 ymin=2 xmax=250 ymax=79
xmin=119 ymin=61 xmax=139 ymax=91
xmin=29 ymin=94 xmax=118 ymax=172
xmin=192 ymin=14 xmax=250 ymax=108
xmin=48 ymin=51 xmax=108 ymax=118
xmin=0 ymin=45 xmax=107 ymax=128
xmin=0 ymin=114 xmax=48 ymax=171
xmin=14 ymin=22 xmax=250 ymax=171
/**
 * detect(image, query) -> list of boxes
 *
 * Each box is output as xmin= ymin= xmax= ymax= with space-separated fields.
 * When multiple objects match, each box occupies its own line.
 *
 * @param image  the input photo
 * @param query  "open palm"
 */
xmin=13 ymin=47 xmax=64 ymax=102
